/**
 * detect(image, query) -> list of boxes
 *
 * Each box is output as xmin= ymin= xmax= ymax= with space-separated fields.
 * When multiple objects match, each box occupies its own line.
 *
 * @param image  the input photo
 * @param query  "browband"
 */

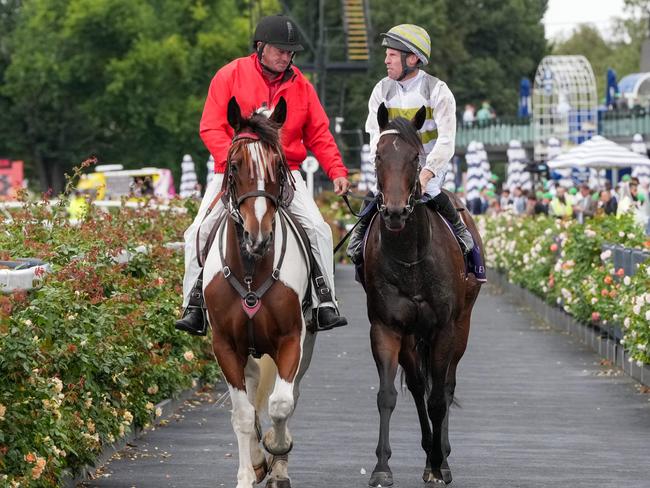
xmin=378 ymin=129 xmax=400 ymax=139
xmin=233 ymin=131 xmax=261 ymax=142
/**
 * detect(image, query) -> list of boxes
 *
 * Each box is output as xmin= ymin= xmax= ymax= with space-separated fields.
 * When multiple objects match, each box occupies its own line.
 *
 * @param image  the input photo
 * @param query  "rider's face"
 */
xmin=384 ymin=48 xmax=417 ymax=80
xmin=261 ymin=44 xmax=294 ymax=73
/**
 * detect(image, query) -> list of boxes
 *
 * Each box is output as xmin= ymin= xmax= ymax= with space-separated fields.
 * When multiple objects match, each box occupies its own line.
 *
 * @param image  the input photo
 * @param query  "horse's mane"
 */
xmin=385 ymin=117 xmax=424 ymax=154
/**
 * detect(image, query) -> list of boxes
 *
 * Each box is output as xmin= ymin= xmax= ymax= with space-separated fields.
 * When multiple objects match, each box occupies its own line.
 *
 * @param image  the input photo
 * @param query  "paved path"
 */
xmin=84 ymin=265 xmax=650 ymax=488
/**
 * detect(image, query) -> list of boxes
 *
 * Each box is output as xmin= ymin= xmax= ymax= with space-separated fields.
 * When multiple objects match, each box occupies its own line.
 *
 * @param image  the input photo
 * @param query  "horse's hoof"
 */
xmin=441 ymin=467 xmax=452 ymax=484
xmin=422 ymin=467 xmax=432 ymax=482
xmin=266 ymin=477 xmax=291 ymax=488
xmin=253 ymin=458 xmax=269 ymax=484
xmin=424 ymin=480 xmax=446 ymax=486
xmin=369 ymin=471 xmax=393 ymax=487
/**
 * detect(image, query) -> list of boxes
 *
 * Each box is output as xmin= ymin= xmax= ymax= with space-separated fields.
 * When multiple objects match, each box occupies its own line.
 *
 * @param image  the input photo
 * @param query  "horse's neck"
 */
xmin=225 ymin=218 xmax=274 ymax=280
xmin=378 ymin=206 xmax=431 ymax=260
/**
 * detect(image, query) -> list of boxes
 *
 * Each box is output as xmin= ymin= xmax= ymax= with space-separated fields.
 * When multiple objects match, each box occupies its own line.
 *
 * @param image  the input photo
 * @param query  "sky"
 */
xmin=543 ymin=0 xmax=631 ymax=40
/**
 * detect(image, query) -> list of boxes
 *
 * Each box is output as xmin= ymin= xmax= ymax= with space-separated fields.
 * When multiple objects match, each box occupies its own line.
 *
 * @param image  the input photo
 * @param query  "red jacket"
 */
xmin=199 ymin=54 xmax=348 ymax=181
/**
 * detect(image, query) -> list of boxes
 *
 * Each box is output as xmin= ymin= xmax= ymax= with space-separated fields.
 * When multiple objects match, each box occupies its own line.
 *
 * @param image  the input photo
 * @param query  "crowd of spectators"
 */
xmin=457 ymin=174 xmax=650 ymax=233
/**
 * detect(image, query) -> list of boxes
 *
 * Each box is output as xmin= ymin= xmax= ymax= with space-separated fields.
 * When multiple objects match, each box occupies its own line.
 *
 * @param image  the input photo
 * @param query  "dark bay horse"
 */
xmin=364 ymin=103 xmax=483 ymax=487
xmin=203 ymin=97 xmax=314 ymax=488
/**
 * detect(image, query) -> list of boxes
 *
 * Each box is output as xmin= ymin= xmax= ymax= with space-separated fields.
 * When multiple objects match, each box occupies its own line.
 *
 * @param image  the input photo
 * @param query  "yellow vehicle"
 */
xmin=77 ymin=165 xmax=176 ymax=201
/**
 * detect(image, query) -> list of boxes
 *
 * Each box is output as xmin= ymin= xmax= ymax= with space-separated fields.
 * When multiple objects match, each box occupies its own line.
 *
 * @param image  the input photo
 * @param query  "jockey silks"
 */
xmin=365 ymin=69 xmax=457 ymax=177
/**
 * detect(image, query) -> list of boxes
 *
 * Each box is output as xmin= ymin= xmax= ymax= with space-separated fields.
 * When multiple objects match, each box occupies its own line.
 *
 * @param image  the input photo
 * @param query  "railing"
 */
xmin=600 ymin=109 xmax=650 ymax=138
xmin=456 ymin=109 xmax=650 ymax=148
xmin=456 ymin=117 xmax=533 ymax=147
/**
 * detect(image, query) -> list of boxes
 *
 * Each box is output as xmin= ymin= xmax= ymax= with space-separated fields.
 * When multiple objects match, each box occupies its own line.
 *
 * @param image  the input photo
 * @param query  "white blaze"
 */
xmin=248 ymin=142 xmax=267 ymax=243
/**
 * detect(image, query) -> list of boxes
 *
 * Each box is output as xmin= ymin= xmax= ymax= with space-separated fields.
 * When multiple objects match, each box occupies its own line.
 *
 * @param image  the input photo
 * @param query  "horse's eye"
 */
xmin=230 ymin=162 xmax=239 ymax=173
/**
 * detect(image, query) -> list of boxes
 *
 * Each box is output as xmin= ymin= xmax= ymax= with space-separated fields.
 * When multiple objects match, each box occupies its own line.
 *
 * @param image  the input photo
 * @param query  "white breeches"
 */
xmin=182 ymin=170 xmax=336 ymax=309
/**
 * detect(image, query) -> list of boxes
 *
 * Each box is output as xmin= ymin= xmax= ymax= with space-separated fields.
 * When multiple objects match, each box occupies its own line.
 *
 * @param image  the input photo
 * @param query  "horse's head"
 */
xmin=226 ymin=96 xmax=290 ymax=259
xmin=375 ymin=103 xmax=426 ymax=232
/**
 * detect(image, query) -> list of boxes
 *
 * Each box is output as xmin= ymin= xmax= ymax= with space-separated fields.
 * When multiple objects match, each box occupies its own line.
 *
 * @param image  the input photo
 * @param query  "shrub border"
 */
xmin=60 ymin=380 xmax=222 ymax=487
xmin=490 ymin=271 xmax=650 ymax=388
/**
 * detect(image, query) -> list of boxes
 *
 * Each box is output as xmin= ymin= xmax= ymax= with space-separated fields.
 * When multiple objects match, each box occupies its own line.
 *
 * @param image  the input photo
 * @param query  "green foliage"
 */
xmin=306 ymin=0 xmax=548 ymax=133
xmin=552 ymin=10 xmax=646 ymax=102
xmin=0 ymin=0 xmax=257 ymax=192
xmin=0 ymin=198 xmax=218 ymax=487
xmin=480 ymin=213 xmax=650 ymax=366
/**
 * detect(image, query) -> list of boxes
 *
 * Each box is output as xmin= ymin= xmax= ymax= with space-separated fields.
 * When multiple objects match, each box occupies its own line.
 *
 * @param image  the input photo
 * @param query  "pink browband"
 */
xmin=232 ymin=131 xmax=260 ymax=142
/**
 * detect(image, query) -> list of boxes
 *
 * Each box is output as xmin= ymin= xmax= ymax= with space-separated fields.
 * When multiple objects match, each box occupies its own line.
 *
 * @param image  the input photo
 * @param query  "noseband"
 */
xmin=375 ymin=129 xmax=420 ymax=217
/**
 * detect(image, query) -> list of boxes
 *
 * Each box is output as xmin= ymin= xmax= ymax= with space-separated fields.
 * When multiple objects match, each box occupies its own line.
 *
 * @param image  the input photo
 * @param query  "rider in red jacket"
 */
xmin=200 ymin=53 xmax=348 ymax=182
xmin=176 ymin=15 xmax=350 ymax=336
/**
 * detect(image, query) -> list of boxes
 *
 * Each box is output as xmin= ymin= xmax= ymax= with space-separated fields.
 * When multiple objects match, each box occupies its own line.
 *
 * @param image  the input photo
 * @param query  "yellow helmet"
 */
xmin=381 ymin=24 xmax=430 ymax=66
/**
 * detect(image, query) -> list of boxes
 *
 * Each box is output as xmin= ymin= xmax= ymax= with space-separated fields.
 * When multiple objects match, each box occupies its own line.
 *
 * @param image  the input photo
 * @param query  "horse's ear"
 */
xmin=412 ymin=106 xmax=426 ymax=131
xmin=377 ymin=103 xmax=389 ymax=131
xmin=270 ymin=97 xmax=287 ymax=126
xmin=227 ymin=96 xmax=242 ymax=132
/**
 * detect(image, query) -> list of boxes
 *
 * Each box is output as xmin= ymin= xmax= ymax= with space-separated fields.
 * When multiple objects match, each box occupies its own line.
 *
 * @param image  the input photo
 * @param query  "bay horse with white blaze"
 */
xmin=364 ymin=103 xmax=483 ymax=486
xmin=203 ymin=97 xmax=315 ymax=488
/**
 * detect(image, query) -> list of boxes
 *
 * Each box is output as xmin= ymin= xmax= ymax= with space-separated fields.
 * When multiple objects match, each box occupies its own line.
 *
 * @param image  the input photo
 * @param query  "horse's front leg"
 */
xmin=426 ymin=325 xmax=454 ymax=485
xmin=244 ymin=358 xmax=268 ymax=483
xmin=214 ymin=344 xmax=257 ymax=488
xmin=369 ymin=322 xmax=401 ymax=488
xmin=399 ymin=339 xmax=434 ymax=483
xmin=263 ymin=333 xmax=303 ymax=488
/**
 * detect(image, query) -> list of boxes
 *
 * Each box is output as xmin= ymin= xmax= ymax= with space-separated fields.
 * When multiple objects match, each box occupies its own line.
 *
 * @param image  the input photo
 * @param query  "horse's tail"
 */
xmin=415 ymin=338 xmax=433 ymax=396
xmin=254 ymin=354 xmax=277 ymax=414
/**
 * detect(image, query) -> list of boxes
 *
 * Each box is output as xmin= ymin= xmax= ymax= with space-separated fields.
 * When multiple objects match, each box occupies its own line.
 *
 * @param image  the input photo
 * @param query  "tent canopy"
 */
xmin=548 ymin=135 xmax=650 ymax=170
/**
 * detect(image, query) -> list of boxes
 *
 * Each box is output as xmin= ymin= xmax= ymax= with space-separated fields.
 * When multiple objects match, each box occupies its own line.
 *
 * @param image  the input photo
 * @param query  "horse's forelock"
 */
xmin=227 ymin=107 xmax=293 ymax=186
xmin=385 ymin=117 xmax=424 ymax=154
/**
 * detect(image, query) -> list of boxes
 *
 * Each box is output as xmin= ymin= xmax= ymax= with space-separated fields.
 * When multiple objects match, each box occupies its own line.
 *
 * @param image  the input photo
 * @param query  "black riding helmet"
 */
xmin=252 ymin=15 xmax=304 ymax=52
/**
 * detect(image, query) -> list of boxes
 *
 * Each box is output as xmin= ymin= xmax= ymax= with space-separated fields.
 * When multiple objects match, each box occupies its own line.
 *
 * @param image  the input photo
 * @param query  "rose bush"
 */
xmin=479 ymin=213 xmax=650 ymax=367
xmin=0 ymin=195 xmax=218 ymax=487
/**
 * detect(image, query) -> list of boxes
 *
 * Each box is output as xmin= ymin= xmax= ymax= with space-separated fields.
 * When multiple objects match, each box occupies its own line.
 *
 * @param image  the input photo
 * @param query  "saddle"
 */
xmin=355 ymin=206 xmax=487 ymax=288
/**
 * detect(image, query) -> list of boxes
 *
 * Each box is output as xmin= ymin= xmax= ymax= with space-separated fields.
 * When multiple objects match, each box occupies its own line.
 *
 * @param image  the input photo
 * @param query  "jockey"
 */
xmin=347 ymin=24 xmax=474 ymax=264
xmin=176 ymin=14 xmax=351 ymax=336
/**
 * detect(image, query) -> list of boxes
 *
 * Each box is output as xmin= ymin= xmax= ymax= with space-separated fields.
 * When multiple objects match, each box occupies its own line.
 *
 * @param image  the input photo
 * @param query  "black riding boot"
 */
xmin=346 ymin=193 xmax=377 ymax=265
xmin=430 ymin=192 xmax=474 ymax=254
xmin=346 ymin=217 xmax=372 ymax=265
xmin=175 ymin=275 xmax=208 ymax=336
xmin=310 ymin=268 xmax=348 ymax=331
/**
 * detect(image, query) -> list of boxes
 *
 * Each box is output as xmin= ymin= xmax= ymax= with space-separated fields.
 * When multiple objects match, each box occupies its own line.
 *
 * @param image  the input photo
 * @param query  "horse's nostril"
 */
xmin=243 ymin=231 xmax=250 ymax=241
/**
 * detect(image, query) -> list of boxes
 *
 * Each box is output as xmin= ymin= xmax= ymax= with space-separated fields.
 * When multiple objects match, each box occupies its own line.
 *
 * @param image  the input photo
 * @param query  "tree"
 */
xmin=552 ymin=17 xmax=645 ymax=103
xmin=286 ymin=0 xmax=547 ymax=144
xmin=0 ymin=0 xmax=261 ymax=192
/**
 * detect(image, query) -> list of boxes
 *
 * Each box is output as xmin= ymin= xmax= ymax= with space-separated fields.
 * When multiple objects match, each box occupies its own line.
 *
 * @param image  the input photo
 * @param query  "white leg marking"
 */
xmin=269 ymin=378 xmax=295 ymax=421
xmin=244 ymin=359 xmax=266 ymax=469
xmin=229 ymin=386 xmax=257 ymax=488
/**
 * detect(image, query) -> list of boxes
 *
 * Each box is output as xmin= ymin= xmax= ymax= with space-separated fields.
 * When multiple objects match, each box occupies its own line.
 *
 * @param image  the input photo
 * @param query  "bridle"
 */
xmin=375 ymin=129 xmax=421 ymax=218
xmin=225 ymin=131 xmax=287 ymax=225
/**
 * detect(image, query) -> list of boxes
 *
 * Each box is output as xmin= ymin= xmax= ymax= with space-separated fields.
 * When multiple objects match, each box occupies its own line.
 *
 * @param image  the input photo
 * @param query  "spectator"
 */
xmin=549 ymin=186 xmax=573 ymax=218
xmin=476 ymin=100 xmax=495 ymax=122
xmin=499 ymin=188 xmax=512 ymax=211
xmin=572 ymin=184 xmax=597 ymax=223
xmin=599 ymin=189 xmax=618 ymax=215
xmin=512 ymin=186 xmax=527 ymax=215
xmin=462 ymin=104 xmax=475 ymax=125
